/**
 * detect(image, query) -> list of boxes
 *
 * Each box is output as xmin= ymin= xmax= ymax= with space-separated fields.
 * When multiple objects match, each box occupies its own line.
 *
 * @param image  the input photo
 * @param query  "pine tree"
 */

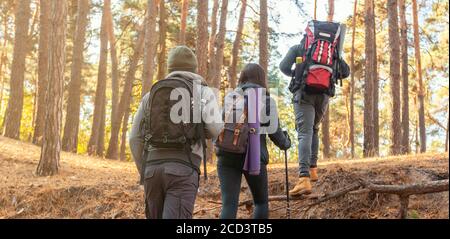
xmin=3 ymin=0 xmax=31 ymax=139
xmin=62 ymin=0 xmax=90 ymax=153
xmin=36 ymin=0 xmax=67 ymax=176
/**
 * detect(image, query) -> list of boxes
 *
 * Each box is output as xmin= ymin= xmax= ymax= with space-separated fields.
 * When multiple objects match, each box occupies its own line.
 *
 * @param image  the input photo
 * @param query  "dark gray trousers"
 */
xmin=144 ymin=163 xmax=199 ymax=219
xmin=293 ymin=90 xmax=329 ymax=177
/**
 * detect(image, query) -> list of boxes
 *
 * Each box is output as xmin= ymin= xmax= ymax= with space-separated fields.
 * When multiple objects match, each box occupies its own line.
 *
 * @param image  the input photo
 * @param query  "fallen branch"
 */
xmin=362 ymin=179 xmax=449 ymax=196
xmin=207 ymin=179 xmax=449 ymax=219
xmin=362 ymin=179 xmax=449 ymax=219
xmin=240 ymin=193 xmax=320 ymax=206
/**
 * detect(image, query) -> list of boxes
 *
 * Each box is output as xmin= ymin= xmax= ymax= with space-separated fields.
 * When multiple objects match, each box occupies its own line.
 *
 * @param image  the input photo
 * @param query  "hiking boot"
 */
xmin=310 ymin=168 xmax=318 ymax=182
xmin=289 ymin=177 xmax=312 ymax=196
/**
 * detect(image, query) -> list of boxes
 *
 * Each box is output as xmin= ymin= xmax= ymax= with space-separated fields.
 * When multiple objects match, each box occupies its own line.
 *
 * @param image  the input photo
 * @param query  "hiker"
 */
xmin=279 ymin=20 xmax=350 ymax=196
xmin=215 ymin=63 xmax=292 ymax=219
xmin=129 ymin=46 xmax=222 ymax=219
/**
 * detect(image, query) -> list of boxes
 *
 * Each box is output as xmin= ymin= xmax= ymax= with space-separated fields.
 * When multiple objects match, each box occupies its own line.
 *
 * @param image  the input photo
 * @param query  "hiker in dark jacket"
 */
xmin=129 ymin=46 xmax=222 ymax=219
xmin=216 ymin=63 xmax=291 ymax=219
xmin=280 ymin=43 xmax=348 ymax=196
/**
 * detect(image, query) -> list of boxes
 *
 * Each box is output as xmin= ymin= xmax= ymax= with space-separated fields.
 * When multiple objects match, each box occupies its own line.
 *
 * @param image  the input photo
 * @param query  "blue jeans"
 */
xmin=293 ymin=90 xmax=329 ymax=177
xmin=217 ymin=156 xmax=269 ymax=219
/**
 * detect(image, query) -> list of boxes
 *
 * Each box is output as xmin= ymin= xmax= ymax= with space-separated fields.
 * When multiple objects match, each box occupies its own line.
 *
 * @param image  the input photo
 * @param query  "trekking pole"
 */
xmin=284 ymin=149 xmax=291 ymax=219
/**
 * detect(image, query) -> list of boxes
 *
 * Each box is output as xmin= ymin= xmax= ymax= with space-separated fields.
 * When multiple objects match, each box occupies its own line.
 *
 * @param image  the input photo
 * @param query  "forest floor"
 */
xmin=0 ymin=136 xmax=448 ymax=219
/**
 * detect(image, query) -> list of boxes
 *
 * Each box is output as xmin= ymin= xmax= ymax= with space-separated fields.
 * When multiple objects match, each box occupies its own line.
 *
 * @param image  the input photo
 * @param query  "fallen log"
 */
xmin=361 ymin=179 xmax=449 ymax=219
xmin=363 ymin=179 xmax=449 ymax=196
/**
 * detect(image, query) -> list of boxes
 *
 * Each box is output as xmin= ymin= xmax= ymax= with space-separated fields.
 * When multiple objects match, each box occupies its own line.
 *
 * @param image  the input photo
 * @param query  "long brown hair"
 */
xmin=238 ymin=63 xmax=267 ymax=89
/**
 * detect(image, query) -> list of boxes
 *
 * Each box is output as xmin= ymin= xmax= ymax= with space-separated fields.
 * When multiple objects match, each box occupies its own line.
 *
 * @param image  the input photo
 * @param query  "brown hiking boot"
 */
xmin=289 ymin=177 xmax=312 ymax=196
xmin=310 ymin=168 xmax=318 ymax=182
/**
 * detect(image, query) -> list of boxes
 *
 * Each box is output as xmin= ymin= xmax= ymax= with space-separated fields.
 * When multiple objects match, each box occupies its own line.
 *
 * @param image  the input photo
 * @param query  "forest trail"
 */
xmin=0 ymin=136 xmax=448 ymax=219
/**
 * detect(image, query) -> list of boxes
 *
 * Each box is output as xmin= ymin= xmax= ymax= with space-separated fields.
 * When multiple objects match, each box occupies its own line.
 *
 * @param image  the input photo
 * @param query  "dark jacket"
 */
xmin=216 ymin=83 xmax=291 ymax=165
xmin=279 ymin=44 xmax=304 ymax=77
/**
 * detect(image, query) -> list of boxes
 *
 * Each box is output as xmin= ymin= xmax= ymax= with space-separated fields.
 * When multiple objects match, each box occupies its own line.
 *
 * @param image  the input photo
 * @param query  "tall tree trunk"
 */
xmin=196 ymin=0 xmax=213 ymax=163
xmin=141 ymin=0 xmax=159 ymax=96
xmin=387 ymin=0 xmax=402 ymax=155
xmin=327 ymin=0 xmax=334 ymax=21
xmin=196 ymin=0 xmax=209 ymax=79
xmin=322 ymin=0 xmax=335 ymax=159
xmin=259 ymin=0 xmax=269 ymax=76
xmin=105 ymin=0 xmax=119 ymax=121
xmin=349 ymin=0 xmax=357 ymax=158
xmin=120 ymin=105 xmax=131 ymax=161
xmin=179 ymin=0 xmax=189 ymax=45
xmin=3 ymin=0 xmax=31 ymax=139
xmin=156 ymin=0 xmax=167 ymax=81
xmin=412 ymin=0 xmax=426 ymax=153
xmin=446 ymin=109 xmax=449 ymax=152
xmin=0 ymin=16 xmax=9 ymax=117
xmin=363 ymin=0 xmax=375 ymax=157
xmin=62 ymin=0 xmax=89 ymax=153
xmin=372 ymin=1 xmax=379 ymax=156
xmin=211 ymin=0 xmax=229 ymax=89
xmin=229 ymin=0 xmax=247 ymax=89
xmin=36 ymin=0 xmax=67 ymax=176
xmin=33 ymin=0 xmax=50 ymax=145
xmin=106 ymin=29 xmax=145 ymax=160
xmin=399 ymin=0 xmax=410 ymax=154
xmin=87 ymin=0 xmax=109 ymax=156
xmin=97 ymin=93 xmax=106 ymax=156
xmin=207 ymin=0 xmax=220 ymax=85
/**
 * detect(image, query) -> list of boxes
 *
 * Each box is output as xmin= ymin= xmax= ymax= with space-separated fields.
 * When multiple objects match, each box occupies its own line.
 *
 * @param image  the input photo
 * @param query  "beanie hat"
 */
xmin=167 ymin=46 xmax=198 ymax=73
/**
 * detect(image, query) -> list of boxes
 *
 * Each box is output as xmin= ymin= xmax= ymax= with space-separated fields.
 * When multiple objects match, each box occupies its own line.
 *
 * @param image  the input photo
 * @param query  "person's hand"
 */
xmin=282 ymin=130 xmax=291 ymax=150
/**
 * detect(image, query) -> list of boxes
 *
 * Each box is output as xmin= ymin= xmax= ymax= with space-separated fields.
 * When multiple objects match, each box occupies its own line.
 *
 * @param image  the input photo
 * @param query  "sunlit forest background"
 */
xmin=0 ymin=0 xmax=448 ymax=167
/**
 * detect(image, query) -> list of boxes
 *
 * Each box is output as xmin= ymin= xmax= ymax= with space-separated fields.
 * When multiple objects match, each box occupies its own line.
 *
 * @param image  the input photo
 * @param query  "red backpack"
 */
xmin=289 ymin=20 xmax=348 ymax=96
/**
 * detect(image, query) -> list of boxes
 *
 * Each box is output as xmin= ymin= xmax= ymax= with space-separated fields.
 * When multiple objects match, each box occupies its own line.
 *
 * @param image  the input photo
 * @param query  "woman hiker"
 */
xmin=215 ymin=63 xmax=292 ymax=219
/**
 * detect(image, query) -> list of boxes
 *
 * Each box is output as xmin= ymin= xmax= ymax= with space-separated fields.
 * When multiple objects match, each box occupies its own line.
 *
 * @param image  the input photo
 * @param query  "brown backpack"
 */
xmin=215 ymin=92 xmax=251 ymax=154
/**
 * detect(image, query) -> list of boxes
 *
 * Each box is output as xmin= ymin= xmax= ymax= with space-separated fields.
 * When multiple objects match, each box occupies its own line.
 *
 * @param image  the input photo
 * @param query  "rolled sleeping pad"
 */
xmin=243 ymin=88 xmax=261 ymax=175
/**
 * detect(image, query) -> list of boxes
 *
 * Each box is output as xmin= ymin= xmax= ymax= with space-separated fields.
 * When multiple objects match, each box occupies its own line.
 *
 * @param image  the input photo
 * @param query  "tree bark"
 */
xmin=196 ymin=0 xmax=209 ymax=79
xmin=3 ymin=0 xmax=31 ymax=139
xmin=207 ymin=0 xmax=220 ymax=85
xmin=179 ymin=0 xmax=189 ymax=45
xmin=87 ymin=0 xmax=109 ymax=156
xmin=445 ymin=109 xmax=449 ymax=152
xmin=259 ymin=0 xmax=269 ymax=76
xmin=399 ymin=0 xmax=410 ymax=154
xmin=62 ymin=0 xmax=90 ymax=153
xmin=141 ymin=0 xmax=159 ymax=97
xmin=327 ymin=0 xmax=334 ymax=22
xmin=363 ymin=0 xmax=375 ymax=157
xmin=105 ymin=0 xmax=120 ymax=121
xmin=211 ymin=0 xmax=229 ymax=89
xmin=322 ymin=0 xmax=335 ymax=159
xmin=229 ymin=0 xmax=247 ymax=89
xmin=0 ymin=16 xmax=10 ymax=120
xmin=120 ymin=105 xmax=131 ymax=161
xmin=106 ymin=28 xmax=145 ymax=160
xmin=388 ymin=0 xmax=402 ymax=155
xmin=349 ymin=0 xmax=357 ymax=158
xmin=36 ymin=0 xmax=67 ymax=176
xmin=33 ymin=0 xmax=50 ymax=145
xmin=412 ymin=0 xmax=426 ymax=153
xmin=372 ymin=6 xmax=379 ymax=156
xmin=156 ymin=0 xmax=167 ymax=81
